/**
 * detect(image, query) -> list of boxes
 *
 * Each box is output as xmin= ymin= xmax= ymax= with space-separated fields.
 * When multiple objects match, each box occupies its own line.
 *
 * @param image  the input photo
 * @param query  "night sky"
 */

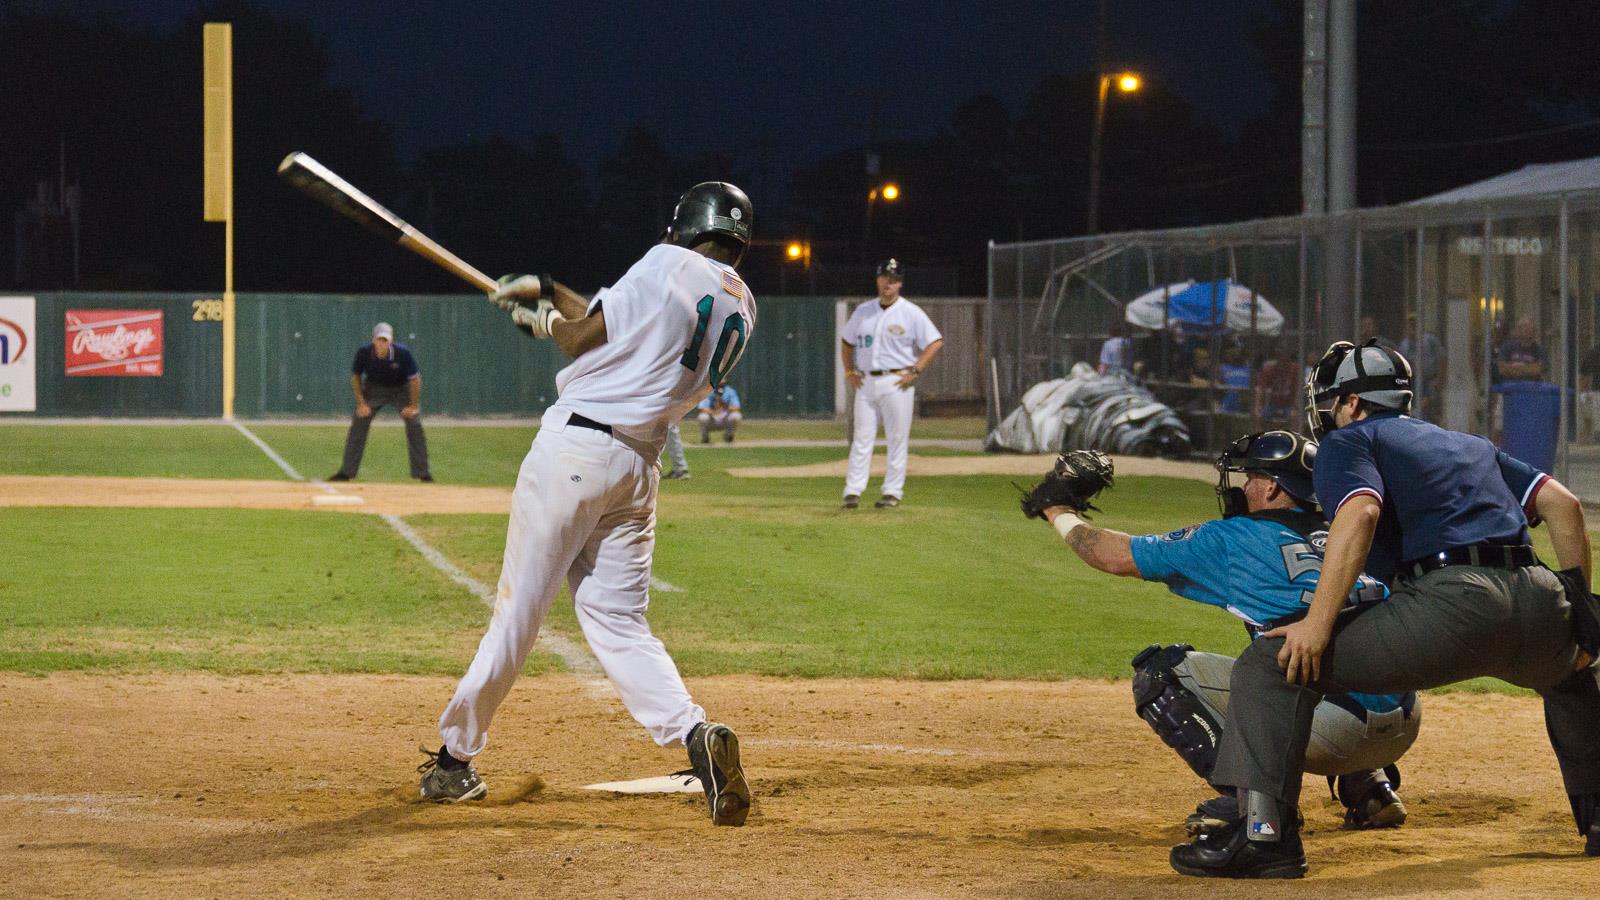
xmin=26 ymin=0 xmax=1280 ymax=175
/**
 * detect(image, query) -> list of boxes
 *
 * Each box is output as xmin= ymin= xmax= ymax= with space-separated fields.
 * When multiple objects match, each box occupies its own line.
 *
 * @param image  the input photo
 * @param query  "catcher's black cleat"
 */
xmin=1170 ymin=819 xmax=1307 ymax=879
xmin=841 ymin=494 xmax=860 ymax=509
xmin=679 ymin=722 xmax=750 ymax=826
xmin=1185 ymin=794 xmax=1239 ymax=835
xmin=874 ymin=495 xmax=901 ymax=508
xmin=1344 ymin=783 xmax=1407 ymax=829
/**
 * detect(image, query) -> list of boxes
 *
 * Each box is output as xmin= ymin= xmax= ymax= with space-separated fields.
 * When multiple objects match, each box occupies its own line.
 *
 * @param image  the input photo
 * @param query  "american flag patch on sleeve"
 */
xmin=722 ymin=270 xmax=746 ymax=298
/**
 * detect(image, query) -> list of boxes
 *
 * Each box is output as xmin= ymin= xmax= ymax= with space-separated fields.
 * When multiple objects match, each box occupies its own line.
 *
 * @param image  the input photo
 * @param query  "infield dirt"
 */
xmin=1 ymin=673 xmax=1587 ymax=898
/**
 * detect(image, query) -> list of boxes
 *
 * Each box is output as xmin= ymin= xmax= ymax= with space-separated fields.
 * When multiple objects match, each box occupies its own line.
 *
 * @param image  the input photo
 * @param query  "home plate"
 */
xmin=583 ymin=774 xmax=702 ymax=794
xmin=311 ymin=494 xmax=365 ymax=506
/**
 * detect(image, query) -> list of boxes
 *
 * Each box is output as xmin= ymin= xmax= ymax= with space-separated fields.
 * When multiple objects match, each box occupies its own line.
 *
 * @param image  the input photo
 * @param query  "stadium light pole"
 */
xmin=1086 ymin=71 xmax=1140 ymax=236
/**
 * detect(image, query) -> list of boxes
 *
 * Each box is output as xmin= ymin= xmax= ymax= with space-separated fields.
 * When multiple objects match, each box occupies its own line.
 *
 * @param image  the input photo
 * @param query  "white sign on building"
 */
xmin=0 ymin=296 xmax=38 ymax=411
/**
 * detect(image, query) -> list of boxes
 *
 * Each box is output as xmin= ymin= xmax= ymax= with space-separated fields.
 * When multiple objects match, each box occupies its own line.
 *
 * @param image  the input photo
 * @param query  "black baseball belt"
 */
xmin=567 ymin=412 xmax=612 ymax=435
xmin=1404 ymin=543 xmax=1537 ymax=580
xmin=867 ymin=367 xmax=911 ymax=376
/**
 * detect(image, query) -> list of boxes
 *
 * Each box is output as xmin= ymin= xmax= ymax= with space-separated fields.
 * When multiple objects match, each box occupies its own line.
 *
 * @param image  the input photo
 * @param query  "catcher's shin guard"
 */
xmin=1132 ymin=644 xmax=1222 ymax=780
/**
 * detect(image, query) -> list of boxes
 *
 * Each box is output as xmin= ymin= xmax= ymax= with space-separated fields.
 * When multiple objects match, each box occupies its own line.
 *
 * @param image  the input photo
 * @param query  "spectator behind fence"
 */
xmin=1255 ymin=344 xmax=1299 ymax=421
xmin=1400 ymin=313 xmax=1445 ymax=419
xmin=1494 ymin=316 xmax=1546 ymax=383
xmin=1186 ymin=346 xmax=1215 ymax=388
xmin=1099 ymin=321 xmax=1134 ymax=375
xmin=1360 ymin=314 xmax=1398 ymax=351
xmin=1218 ymin=346 xmax=1252 ymax=413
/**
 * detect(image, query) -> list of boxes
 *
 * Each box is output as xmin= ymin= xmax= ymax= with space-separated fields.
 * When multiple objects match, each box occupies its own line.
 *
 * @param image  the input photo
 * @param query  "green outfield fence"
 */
xmin=8 ymin=293 xmax=840 ymax=418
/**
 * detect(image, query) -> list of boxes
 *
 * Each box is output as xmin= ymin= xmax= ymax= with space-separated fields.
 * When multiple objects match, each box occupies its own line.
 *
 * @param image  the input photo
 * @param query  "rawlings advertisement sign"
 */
xmin=65 ymin=309 xmax=164 ymax=377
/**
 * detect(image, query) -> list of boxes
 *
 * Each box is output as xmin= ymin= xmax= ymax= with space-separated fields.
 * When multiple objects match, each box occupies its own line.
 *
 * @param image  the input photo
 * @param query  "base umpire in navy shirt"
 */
xmin=330 ymin=321 xmax=432 ymax=482
xmin=1170 ymin=338 xmax=1600 ymax=878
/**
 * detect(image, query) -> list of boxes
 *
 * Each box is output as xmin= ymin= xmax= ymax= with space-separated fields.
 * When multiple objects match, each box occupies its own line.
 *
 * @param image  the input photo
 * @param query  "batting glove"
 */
xmin=511 ymin=299 xmax=563 ymax=339
xmin=491 ymin=273 xmax=551 ymax=312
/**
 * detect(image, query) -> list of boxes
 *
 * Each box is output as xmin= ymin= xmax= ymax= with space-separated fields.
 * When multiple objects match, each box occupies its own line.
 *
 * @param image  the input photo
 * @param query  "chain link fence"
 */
xmin=988 ymin=189 xmax=1600 ymax=499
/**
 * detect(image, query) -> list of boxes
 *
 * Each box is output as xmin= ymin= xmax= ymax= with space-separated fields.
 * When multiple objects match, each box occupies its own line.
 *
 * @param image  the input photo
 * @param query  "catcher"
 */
xmin=1021 ymin=435 xmax=1420 ymax=832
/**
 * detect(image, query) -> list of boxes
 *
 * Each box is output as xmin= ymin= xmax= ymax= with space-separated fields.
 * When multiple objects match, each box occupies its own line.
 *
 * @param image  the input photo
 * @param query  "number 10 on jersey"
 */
xmin=680 ymin=294 xmax=748 ymax=386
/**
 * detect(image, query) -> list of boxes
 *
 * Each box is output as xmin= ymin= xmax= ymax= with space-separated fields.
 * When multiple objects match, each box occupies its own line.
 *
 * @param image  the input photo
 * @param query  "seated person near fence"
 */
xmin=1494 ymin=316 xmax=1546 ymax=382
xmin=1254 ymin=345 xmax=1299 ymax=421
xmin=697 ymin=385 xmax=743 ymax=443
xmin=1185 ymin=347 xmax=1216 ymax=388
xmin=1217 ymin=346 xmax=1251 ymax=414
xmin=1099 ymin=322 xmax=1134 ymax=375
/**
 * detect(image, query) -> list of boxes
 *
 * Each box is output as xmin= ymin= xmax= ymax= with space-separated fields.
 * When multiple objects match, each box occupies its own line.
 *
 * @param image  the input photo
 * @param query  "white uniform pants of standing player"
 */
xmin=845 ymin=372 xmax=915 ymax=499
xmin=438 ymin=408 xmax=704 ymax=759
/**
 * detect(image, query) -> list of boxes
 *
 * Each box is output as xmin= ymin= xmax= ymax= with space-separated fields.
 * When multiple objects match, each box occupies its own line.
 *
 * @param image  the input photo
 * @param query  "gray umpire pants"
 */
xmin=1178 ymin=650 xmax=1419 ymax=781
xmin=1212 ymin=564 xmax=1600 ymax=810
xmin=336 ymin=382 xmax=431 ymax=479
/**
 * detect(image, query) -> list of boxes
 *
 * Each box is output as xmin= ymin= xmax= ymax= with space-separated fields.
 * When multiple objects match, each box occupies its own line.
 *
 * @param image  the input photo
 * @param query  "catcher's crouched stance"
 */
xmin=1021 ymin=440 xmax=1420 ymax=835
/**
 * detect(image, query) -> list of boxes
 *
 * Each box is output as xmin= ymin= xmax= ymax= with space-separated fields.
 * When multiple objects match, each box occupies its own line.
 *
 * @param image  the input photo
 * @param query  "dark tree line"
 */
xmin=4 ymin=2 xmax=1599 ymax=297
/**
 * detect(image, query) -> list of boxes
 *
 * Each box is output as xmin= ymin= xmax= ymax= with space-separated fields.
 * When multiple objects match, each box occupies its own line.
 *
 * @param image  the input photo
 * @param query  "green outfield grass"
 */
xmin=0 ymin=506 xmax=558 ymax=675
xmin=0 ymin=423 xmax=1585 ymax=691
xmin=0 ymin=418 xmax=980 ymax=485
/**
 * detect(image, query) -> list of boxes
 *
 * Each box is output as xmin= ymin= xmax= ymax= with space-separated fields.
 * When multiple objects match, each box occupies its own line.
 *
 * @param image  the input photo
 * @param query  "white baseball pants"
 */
xmin=438 ymin=409 xmax=704 ymax=760
xmin=845 ymin=373 xmax=914 ymax=498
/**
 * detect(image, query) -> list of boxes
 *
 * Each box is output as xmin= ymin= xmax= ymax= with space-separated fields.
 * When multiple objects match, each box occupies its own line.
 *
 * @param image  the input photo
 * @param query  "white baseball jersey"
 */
xmin=840 ymin=297 xmax=941 ymax=371
xmin=555 ymin=244 xmax=756 ymax=444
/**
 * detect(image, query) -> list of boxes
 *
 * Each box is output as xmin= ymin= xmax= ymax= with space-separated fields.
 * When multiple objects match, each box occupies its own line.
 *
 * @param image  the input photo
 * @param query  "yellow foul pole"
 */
xmin=203 ymin=23 xmax=235 ymax=418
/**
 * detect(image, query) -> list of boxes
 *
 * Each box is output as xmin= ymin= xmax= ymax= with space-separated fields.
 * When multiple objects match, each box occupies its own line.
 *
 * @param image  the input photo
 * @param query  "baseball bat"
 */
xmin=277 ymin=151 xmax=498 ymax=294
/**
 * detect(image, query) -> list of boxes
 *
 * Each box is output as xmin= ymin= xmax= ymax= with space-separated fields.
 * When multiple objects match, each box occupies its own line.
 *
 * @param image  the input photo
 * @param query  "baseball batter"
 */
xmin=1022 ymin=434 xmax=1417 ymax=836
xmin=840 ymin=258 xmax=943 ymax=508
xmin=416 ymin=183 xmax=756 ymax=827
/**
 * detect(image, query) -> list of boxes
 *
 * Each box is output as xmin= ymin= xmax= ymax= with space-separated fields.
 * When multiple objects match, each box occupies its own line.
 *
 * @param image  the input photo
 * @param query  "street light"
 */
xmin=864 ymin=182 xmax=902 ymax=260
xmin=1087 ymin=70 xmax=1141 ymax=235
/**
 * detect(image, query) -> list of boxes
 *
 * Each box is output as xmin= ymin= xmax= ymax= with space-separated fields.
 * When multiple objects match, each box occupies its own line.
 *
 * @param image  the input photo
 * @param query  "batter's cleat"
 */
xmin=1170 ymin=819 xmax=1307 ymax=879
xmin=417 ymin=745 xmax=487 ymax=803
xmin=665 ymin=469 xmax=691 ymax=480
xmin=1186 ymin=794 xmax=1240 ymax=836
xmin=1344 ymin=783 xmax=1407 ymax=829
xmin=328 ymin=472 xmax=352 ymax=482
xmin=874 ymin=495 xmax=901 ymax=508
xmin=842 ymin=494 xmax=861 ymax=509
xmin=681 ymin=722 xmax=750 ymax=826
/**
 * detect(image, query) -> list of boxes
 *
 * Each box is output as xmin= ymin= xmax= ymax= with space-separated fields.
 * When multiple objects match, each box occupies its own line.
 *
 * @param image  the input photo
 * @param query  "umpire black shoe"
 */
xmin=679 ymin=722 xmax=750 ymax=826
xmin=328 ymin=472 xmax=352 ymax=482
xmin=1586 ymin=823 xmax=1599 ymax=857
xmin=1170 ymin=819 xmax=1307 ymax=879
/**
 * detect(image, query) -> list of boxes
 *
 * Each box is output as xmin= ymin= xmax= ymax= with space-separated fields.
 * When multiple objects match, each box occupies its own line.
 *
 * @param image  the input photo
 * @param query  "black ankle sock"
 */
xmin=437 ymin=744 xmax=466 ymax=770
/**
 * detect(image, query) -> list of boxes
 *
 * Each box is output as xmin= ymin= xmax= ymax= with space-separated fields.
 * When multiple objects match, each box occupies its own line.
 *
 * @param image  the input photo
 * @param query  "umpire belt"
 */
xmin=867 ymin=368 xmax=911 ymax=376
xmin=1404 ymin=543 xmax=1536 ymax=580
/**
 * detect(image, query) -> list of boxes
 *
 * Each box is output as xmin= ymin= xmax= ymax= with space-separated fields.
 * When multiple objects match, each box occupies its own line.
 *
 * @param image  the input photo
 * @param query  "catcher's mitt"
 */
xmin=1018 ymin=450 xmax=1114 ymax=520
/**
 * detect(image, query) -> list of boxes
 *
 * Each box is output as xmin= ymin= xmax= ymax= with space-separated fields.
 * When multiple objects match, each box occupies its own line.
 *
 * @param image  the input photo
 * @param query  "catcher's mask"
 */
xmin=1215 ymin=430 xmax=1319 ymax=518
xmin=1305 ymin=338 xmax=1413 ymax=439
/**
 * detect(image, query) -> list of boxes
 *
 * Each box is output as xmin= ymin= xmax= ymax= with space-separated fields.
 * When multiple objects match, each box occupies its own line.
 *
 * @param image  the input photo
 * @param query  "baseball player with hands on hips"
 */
xmin=1165 ymin=339 xmax=1600 ymax=878
xmin=1021 ymin=435 xmax=1418 ymax=845
xmin=840 ymin=258 xmax=943 ymax=509
xmin=417 ymin=182 xmax=757 ymax=827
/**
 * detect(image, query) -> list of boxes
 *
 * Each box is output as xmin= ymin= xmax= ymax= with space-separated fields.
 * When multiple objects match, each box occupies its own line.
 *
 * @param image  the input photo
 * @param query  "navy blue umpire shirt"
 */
xmin=1313 ymin=411 xmax=1549 ymax=584
xmin=352 ymin=342 xmax=420 ymax=389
